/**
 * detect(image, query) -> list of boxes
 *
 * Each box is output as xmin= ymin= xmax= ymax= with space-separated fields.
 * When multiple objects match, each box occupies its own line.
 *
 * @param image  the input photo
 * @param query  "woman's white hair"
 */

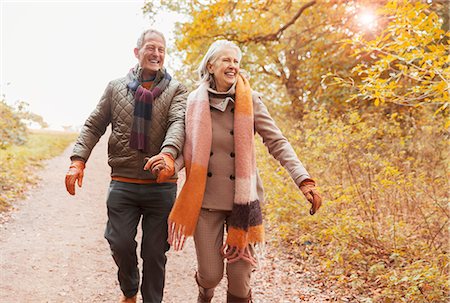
xmin=196 ymin=40 xmax=242 ymax=83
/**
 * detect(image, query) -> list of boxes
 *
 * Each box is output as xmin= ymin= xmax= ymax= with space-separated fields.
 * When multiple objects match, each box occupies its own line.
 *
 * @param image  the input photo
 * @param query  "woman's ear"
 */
xmin=207 ymin=62 xmax=214 ymax=74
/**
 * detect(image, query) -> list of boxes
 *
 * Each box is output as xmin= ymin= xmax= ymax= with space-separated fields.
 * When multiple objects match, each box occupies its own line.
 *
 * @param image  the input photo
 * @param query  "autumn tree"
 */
xmin=0 ymin=99 xmax=48 ymax=149
xmin=0 ymin=99 xmax=28 ymax=148
xmin=144 ymin=0 xmax=387 ymax=116
xmin=328 ymin=0 xmax=450 ymax=116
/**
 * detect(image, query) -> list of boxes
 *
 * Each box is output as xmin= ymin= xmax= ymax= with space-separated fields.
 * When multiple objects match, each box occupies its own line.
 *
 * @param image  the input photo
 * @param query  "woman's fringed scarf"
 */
xmin=127 ymin=67 xmax=172 ymax=152
xmin=168 ymin=74 xmax=264 ymax=261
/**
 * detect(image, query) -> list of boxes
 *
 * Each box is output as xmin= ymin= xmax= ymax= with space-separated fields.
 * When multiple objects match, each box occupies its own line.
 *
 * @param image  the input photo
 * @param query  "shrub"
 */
xmin=0 ymin=130 xmax=78 ymax=210
xmin=0 ymin=99 xmax=28 ymax=148
xmin=258 ymin=106 xmax=449 ymax=302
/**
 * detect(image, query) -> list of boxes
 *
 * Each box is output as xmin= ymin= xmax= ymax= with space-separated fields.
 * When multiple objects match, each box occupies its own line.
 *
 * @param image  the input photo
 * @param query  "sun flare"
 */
xmin=358 ymin=10 xmax=377 ymax=29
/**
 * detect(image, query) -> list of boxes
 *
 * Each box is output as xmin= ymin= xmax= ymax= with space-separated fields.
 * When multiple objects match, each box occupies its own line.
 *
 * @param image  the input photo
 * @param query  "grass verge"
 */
xmin=0 ymin=130 xmax=78 ymax=211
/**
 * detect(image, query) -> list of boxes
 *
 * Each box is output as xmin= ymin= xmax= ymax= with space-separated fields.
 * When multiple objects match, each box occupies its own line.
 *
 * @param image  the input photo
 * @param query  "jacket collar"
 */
xmin=207 ymin=81 xmax=236 ymax=112
xmin=127 ymin=64 xmax=166 ymax=85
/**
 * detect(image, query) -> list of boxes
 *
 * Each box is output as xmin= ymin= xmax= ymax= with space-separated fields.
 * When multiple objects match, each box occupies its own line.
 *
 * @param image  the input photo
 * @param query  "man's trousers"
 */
xmin=104 ymin=180 xmax=176 ymax=303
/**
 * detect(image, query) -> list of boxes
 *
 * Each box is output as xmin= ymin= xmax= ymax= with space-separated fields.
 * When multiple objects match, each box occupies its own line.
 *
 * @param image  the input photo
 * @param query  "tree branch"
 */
xmin=247 ymin=0 xmax=317 ymax=43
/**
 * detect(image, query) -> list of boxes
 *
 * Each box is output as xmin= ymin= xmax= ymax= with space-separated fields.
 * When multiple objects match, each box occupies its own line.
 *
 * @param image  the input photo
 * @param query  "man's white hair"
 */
xmin=136 ymin=29 xmax=166 ymax=49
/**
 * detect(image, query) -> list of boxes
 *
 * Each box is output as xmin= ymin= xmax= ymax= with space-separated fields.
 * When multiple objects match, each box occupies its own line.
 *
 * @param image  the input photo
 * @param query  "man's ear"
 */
xmin=134 ymin=48 xmax=139 ymax=59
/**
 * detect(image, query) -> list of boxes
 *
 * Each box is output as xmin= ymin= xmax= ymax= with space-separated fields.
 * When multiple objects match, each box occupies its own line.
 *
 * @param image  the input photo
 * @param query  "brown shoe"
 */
xmin=119 ymin=294 xmax=137 ymax=303
xmin=226 ymin=290 xmax=252 ymax=303
xmin=195 ymin=272 xmax=214 ymax=303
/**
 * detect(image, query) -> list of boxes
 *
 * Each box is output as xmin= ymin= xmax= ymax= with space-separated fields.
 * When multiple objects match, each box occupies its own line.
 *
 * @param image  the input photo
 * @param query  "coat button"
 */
xmin=207 ymin=172 xmax=212 ymax=177
xmin=210 ymin=151 xmax=214 ymax=156
xmin=230 ymin=152 xmax=235 ymax=158
xmin=231 ymin=107 xmax=235 ymax=113
xmin=230 ymin=130 xmax=234 ymax=135
xmin=229 ymin=175 xmax=235 ymax=180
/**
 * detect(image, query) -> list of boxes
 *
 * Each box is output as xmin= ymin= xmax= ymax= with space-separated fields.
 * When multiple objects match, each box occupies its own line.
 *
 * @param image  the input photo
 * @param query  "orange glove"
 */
xmin=144 ymin=153 xmax=175 ymax=183
xmin=299 ymin=179 xmax=322 ymax=215
xmin=65 ymin=160 xmax=85 ymax=195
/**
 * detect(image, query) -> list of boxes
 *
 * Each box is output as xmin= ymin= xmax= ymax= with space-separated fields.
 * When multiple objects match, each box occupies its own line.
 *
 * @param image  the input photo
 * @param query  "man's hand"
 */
xmin=299 ymin=179 xmax=322 ymax=215
xmin=144 ymin=153 xmax=175 ymax=183
xmin=65 ymin=160 xmax=85 ymax=195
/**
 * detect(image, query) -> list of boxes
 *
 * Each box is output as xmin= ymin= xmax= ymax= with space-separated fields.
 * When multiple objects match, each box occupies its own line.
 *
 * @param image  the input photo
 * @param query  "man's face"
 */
xmin=134 ymin=33 xmax=165 ymax=77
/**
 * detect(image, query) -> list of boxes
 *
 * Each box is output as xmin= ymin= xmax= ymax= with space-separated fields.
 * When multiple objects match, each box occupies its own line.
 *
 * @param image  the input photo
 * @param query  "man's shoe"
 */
xmin=119 ymin=294 xmax=137 ymax=303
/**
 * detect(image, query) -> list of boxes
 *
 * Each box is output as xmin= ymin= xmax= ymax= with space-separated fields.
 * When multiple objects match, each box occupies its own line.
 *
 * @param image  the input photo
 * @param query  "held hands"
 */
xmin=299 ymin=178 xmax=322 ymax=215
xmin=65 ymin=160 xmax=85 ymax=195
xmin=144 ymin=153 xmax=175 ymax=183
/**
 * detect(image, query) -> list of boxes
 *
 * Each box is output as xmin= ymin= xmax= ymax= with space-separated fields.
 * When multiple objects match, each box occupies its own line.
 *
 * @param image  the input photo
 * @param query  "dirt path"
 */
xmin=0 ymin=134 xmax=333 ymax=303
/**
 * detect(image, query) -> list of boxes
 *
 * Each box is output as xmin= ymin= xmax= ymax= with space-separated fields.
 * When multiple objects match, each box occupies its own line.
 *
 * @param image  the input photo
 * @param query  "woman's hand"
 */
xmin=299 ymin=179 xmax=322 ymax=215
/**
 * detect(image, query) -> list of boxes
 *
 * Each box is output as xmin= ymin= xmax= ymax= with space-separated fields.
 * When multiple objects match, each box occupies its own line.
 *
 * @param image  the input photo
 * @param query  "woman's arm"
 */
xmin=253 ymin=92 xmax=322 ymax=214
xmin=253 ymin=92 xmax=310 ymax=187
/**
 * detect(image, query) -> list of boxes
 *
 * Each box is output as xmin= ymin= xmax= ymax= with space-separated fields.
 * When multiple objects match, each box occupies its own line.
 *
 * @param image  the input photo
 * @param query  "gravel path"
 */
xmin=0 ymin=133 xmax=332 ymax=302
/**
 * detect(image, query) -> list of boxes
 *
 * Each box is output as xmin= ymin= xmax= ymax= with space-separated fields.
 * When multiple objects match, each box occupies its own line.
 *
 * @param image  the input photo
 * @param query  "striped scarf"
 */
xmin=168 ymin=74 xmax=264 ymax=253
xmin=127 ymin=67 xmax=171 ymax=152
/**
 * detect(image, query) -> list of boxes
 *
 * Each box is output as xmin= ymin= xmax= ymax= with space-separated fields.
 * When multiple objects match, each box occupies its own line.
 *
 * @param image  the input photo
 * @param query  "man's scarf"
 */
xmin=127 ymin=67 xmax=171 ymax=152
xmin=168 ymin=74 xmax=264 ymax=252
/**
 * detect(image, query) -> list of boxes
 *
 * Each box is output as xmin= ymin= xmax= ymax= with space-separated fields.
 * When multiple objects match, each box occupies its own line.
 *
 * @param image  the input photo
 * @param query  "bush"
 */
xmin=0 ymin=130 xmax=78 ymax=210
xmin=258 ymin=107 xmax=449 ymax=302
xmin=0 ymin=99 xmax=28 ymax=148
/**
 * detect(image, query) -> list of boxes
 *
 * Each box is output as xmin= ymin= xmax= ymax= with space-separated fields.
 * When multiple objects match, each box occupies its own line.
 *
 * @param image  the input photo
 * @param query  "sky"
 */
xmin=1 ymin=0 xmax=181 ymax=130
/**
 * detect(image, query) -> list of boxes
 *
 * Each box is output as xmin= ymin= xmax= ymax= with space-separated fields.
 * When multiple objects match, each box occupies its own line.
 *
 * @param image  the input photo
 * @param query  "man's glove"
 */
xmin=144 ymin=153 xmax=175 ymax=183
xmin=65 ymin=160 xmax=85 ymax=195
xmin=299 ymin=178 xmax=322 ymax=215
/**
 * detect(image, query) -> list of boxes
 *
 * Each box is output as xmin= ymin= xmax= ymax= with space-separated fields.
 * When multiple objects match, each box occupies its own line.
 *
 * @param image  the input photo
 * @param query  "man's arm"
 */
xmin=160 ymin=82 xmax=188 ymax=159
xmin=71 ymin=82 xmax=113 ymax=162
xmin=65 ymin=82 xmax=113 ymax=195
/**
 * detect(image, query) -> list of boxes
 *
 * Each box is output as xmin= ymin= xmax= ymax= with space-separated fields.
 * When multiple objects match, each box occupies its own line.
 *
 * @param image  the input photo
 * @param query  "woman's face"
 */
xmin=207 ymin=48 xmax=240 ymax=92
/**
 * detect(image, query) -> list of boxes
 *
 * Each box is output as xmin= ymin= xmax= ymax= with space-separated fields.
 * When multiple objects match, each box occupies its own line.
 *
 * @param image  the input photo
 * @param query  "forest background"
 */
xmin=1 ymin=0 xmax=448 ymax=302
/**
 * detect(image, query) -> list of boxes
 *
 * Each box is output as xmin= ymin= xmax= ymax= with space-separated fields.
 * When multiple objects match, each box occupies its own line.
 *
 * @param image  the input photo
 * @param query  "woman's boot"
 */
xmin=195 ymin=273 xmax=215 ymax=303
xmin=226 ymin=290 xmax=253 ymax=303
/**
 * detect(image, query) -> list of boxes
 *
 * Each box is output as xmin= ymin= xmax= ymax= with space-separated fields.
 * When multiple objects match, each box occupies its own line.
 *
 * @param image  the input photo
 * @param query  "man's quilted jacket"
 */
xmin=71 ymin=67 xmax=188 ymax=180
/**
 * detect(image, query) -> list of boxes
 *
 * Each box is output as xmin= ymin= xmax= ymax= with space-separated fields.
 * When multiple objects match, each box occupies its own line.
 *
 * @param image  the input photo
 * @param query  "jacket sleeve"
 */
xmin=161 ymin=82 xmax=188 ymax=159
xmin=70 ymin=82 xmax=112 ymax=163
xmin=253 ymin=92 xmax=310 ymax=186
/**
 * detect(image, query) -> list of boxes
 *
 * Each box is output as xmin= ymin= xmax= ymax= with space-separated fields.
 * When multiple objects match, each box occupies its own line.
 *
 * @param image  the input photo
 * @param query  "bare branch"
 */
xmin=244 ymin=1 xmax=317 ymax=43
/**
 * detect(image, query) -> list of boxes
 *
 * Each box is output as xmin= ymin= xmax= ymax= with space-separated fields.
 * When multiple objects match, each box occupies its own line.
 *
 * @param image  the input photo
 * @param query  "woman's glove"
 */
xmin=65 ymin=160 xmax=85 ymax=195
xmin=144 ymin=153 xmax=175 ymax=183
xmin=299 ymin=179 xmax=322 ymax=215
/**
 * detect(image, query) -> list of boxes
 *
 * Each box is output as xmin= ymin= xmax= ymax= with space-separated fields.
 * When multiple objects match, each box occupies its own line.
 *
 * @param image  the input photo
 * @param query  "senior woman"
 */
xmin=153 ymin=40 xmax=322 ymax=302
